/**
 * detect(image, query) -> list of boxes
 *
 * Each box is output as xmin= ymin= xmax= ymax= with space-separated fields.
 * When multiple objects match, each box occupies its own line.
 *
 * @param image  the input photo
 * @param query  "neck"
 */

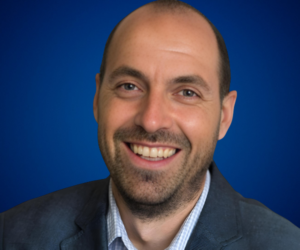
xmin=111 ymin=174 xmax=206 ymax=250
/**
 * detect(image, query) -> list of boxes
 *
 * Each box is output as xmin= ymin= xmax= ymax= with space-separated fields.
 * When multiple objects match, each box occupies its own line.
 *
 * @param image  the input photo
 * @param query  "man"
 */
xmin=1 ymin=0 xmax=299 ymax=249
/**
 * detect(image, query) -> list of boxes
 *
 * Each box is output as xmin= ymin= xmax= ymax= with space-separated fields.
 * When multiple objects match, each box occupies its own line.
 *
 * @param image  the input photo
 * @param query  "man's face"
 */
xmin=94 ymin=7 xmax=235 ymax=217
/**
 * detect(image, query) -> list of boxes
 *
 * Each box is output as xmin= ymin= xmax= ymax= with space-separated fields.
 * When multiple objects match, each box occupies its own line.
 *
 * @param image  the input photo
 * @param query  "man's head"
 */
xmin=100 ymin=0 xmax=231 ymax=100
xmin=93 ymin=0 xmax=237 ymax=220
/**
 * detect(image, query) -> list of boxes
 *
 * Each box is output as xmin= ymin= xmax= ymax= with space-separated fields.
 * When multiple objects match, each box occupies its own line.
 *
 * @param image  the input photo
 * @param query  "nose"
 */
xmin=134 ymin=90 xmax=173 ymax=133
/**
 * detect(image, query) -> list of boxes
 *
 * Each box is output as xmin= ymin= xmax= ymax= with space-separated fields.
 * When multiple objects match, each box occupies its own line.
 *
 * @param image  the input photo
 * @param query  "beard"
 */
xmin=98 ymin=125 xmax=218 ymax=221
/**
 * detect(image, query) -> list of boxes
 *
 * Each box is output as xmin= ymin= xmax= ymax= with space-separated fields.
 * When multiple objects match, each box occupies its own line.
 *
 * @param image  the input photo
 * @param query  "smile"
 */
xmin=129 ymin=143 xmax=177 ymax=161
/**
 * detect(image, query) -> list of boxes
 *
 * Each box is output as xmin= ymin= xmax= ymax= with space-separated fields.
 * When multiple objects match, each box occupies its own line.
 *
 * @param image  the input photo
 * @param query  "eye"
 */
xmin=178 ymin=89 xmax=198 ymax=97
xmin=122 ymin=83 xmax=139 ymax=91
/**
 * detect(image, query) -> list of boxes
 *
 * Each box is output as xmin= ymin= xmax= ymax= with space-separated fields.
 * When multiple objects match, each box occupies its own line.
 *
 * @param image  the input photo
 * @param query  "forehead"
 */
xmin=105 ymin=6 xmax=219 ymax=89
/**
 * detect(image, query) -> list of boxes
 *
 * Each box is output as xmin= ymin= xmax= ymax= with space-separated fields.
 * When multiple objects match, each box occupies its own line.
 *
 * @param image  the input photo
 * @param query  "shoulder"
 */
xmin=0 ymin=178 xmax=110 ymax=249
xmin=206 ymin=163 xmax=300 ymax=250
xmin=2 ymin=179 xmax=108 ymax=221
xmin=235 ymin=195 xmax=300 ymax=249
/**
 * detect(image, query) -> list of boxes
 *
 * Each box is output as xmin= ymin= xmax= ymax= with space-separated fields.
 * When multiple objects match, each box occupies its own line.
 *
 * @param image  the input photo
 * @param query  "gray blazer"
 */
xmin=1 ymin=162 xmax=299 ymax=249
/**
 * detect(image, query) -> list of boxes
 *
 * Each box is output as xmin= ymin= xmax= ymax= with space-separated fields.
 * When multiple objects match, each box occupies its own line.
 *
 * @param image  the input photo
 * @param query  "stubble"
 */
xmin=98 ymin=125 xmax=218 ymax=221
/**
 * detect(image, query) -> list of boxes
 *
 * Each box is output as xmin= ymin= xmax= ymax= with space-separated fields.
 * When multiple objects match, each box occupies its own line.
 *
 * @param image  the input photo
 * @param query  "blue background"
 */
xmin=1 ymin=0 xmax=300 ymax=228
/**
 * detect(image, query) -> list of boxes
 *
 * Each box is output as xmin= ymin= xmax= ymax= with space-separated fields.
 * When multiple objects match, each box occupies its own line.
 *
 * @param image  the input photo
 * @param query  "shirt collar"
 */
xmin=107 ymin=180 xmax=137 ymax=249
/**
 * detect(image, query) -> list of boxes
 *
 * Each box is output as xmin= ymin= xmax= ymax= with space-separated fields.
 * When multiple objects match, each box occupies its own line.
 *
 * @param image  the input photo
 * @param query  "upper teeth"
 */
xmin=130 ymin=144 xmax=176 ymax=158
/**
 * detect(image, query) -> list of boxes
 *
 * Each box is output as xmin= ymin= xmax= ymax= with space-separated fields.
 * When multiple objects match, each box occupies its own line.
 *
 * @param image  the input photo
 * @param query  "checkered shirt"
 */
xmin=107 ymin=170 xmax=211 ymax=250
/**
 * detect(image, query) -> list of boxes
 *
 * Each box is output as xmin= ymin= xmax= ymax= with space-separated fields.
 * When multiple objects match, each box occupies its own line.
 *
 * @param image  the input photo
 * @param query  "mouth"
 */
xmin=126 ymin=142 xmax=179 ymax=162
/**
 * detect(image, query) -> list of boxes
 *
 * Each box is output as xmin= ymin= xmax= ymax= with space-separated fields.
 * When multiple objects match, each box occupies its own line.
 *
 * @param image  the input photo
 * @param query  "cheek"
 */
xmin=105 ymin=99 xmax=138 ymax=127
xmin=98 ymin=97 xmax=138 ymax=145
xmin=173 ymin=106 xmax=220 ymax=149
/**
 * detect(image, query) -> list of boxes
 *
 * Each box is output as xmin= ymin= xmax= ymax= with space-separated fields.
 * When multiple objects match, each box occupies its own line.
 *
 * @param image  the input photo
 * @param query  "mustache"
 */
xmin=113 ymin=126 xmax=191 ymax=150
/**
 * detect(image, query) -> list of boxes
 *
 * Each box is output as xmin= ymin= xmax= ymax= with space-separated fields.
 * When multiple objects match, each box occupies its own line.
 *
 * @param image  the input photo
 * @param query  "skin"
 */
xmin=93 ymin=5 xmax=237 ymax=250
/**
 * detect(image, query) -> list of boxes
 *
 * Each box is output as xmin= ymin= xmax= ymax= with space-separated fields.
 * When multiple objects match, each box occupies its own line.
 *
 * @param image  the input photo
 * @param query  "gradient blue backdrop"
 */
xmin=1 ymin=0 xmax=300 ymax=228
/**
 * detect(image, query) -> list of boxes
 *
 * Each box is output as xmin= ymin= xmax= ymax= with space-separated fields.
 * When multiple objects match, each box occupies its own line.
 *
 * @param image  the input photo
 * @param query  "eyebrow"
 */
xmin=108 ymin=66 xmax=149 ymax=84
xmin=172 ymin=75 xmax=211 ymax=92
xmin=108 ymin=65 xmax=210 ymax=92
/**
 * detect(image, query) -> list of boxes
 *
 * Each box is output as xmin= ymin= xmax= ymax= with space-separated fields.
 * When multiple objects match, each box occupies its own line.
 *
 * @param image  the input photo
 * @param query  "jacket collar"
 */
xmin=185 ymin=161 xmax=243 ymax=249
xmin=60 ymin=162 xmax=243 ymax=250
xmin=60 ymin=177 xmax=110 ymax=250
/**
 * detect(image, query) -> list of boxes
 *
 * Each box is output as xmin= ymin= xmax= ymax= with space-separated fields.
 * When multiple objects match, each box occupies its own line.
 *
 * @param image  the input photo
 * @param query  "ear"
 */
xmin=218 ymin=90 xmax=237 ymax=140
xmin=93 ymin=73 xmax=101 ymax=123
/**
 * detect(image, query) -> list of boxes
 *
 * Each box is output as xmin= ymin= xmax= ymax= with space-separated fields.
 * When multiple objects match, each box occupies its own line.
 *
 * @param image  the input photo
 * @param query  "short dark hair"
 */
xmin=99 ymin=0 xmax=231 ymax=100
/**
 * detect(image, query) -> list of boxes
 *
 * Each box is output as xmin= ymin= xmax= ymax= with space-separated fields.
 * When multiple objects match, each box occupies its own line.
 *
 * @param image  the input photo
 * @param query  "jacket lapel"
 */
xmin=185 ymin=162 xmax=243 ymax=250
xmin=60 ymin=177 xmax=110 ymax=250
xmin=60 ymin=162 xmax=242 ymax=250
